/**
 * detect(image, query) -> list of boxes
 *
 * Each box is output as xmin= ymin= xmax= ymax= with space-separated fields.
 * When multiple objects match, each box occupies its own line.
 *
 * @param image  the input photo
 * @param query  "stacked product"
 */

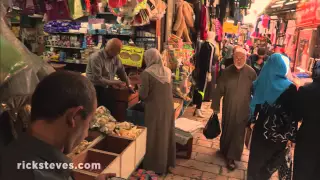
xmin=44 ymin=21 xmax=83 ymax=33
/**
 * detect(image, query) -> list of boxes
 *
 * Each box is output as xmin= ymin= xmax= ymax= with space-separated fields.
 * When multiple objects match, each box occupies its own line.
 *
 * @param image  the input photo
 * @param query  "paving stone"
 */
xmin=212 ymin=141 xmax=220 ymax=149
xmin=192 ymin=145 xmax=218 ymax=155
xmin=193 ymin=133 xmax=207 ymax=140
xmin=236 ymin=161 xmax=248 ymax=171
xmin=191 ymin=152 xmax=197 ymax=159
xmin=240 ymin=154 xmax=249 ymax=163
xmin=221 ymin=167 xmax=245 ymax=179
xmin=164 ymin=174 xmax=191 ymax=180
xmin=195 ymin=152 xmax=226 ymax=167
xmin=169 ymin=166 xmax=202 ymax=179
xmin=193 ymin=139 xmax=198 ymax=145
xmin=197 ymin=139 xmax=213 ymax=148
xmin=202 ymin=172 xmax=228 ymax=180
xmin=176 ymin=159 xmax=221 ymax=174
xmin=242 ymin=148 xmax=250 ymax=156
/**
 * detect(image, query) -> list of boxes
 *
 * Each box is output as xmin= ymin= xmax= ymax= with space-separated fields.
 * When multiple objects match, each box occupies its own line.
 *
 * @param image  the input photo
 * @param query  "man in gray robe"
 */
xmin=86 ymin=38 xmax=133 ymax=114
xmin=212 ymin=47 xmax=257 ymax=170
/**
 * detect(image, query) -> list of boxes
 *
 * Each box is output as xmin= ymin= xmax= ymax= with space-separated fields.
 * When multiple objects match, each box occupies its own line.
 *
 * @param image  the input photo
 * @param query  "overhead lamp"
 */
xmin=285 ymin=0 xmax=299 ymax=5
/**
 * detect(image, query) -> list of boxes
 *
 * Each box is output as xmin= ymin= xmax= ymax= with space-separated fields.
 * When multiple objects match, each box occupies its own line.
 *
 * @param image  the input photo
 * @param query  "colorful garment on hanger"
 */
xmin=215 ymin=19 xmax=222 ymax=42
xmin=45 ymin=0 xmax=71 ymax=21
xmin=262 ymin=15 xmax=270 ymax=28
xmin=200 ymin=5 xmax=208 ymax=40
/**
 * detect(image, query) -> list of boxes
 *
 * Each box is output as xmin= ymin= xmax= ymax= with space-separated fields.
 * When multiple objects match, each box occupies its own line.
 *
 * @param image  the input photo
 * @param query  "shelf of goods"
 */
xmin=69 ymin=128 xmax=147 ymax=180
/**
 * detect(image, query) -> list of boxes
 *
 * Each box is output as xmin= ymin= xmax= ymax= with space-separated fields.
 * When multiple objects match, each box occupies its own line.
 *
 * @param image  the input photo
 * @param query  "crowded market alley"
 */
xmin=1 ymin=0 xmax=320 ymax=180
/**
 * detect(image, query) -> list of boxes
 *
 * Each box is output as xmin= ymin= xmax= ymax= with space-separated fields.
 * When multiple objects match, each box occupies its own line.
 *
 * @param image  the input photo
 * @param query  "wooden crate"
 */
xmin=92 ymin=135 xmax=135 ymax=179
xmin=134 ymin=127 xmax=147 ymax=167
xmin=73 ymin=170 xmax=97 ymax=180
xmin=109 ymin=126 xmax=147 ymax=168
xmin=72 ymin=149 xmax=121 ymax=176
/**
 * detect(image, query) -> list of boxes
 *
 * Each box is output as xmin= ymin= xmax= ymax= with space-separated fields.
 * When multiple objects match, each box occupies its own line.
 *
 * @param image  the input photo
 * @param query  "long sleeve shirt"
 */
xmin=86 ymin=49 xmax=130 ymax=87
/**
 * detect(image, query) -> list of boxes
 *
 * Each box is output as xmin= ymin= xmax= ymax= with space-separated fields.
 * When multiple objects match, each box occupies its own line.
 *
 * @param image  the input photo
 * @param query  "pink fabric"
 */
xmin=215 ymin=19 xmax=222 ymax=42
xmin=200 ymin=5 xmax=208 ymax=40
xmin=262 ymin=15 xmax=269 ymax=28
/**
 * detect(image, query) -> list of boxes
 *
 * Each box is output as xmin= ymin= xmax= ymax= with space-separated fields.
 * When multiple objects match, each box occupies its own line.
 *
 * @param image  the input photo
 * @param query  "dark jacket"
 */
xmin=293 ymin=81 xmax=320 ymax=180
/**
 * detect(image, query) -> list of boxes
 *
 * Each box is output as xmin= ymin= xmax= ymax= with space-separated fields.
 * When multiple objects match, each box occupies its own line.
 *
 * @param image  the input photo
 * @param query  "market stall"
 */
xmin=291 ymin=0 xmax=320 ymax=88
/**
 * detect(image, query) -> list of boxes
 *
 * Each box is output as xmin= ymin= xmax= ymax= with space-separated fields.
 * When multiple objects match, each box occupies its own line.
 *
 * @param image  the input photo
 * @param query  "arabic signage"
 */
xmin=296 ymin=0 xmax=320 ymax=27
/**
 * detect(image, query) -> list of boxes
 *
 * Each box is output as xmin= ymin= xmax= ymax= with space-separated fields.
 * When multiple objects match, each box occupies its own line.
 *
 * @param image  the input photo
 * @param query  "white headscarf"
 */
xmin=144 ymin=48 xmax=172 ymax=84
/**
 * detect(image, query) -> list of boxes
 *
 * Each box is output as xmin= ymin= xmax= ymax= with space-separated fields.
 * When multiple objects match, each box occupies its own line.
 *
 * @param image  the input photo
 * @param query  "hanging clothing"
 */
xmin=215 ymin=19 xmax=223 ymax=42
xmin=194 ymin=41 xmax=215 ymax=106
xmin=200 ymin=5 xmax=208 ymax=40
xmin=293 ymin=62 xmax=320 ymax=180
xmin=139 ymin=72 xmax=175 ymax=174
xmin=45 ymin=0 xmax=71 ymax=21
xmin=212 ymin=65 xmax=257 ymax=161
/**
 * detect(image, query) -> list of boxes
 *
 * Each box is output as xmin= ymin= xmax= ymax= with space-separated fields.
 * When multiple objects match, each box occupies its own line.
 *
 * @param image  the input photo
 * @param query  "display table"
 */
xmin=112 ymin=89 xmax=139 ymax=122
xmin=69 ymin=128 xmax=147 ymax=180
xmin=292 ymin=76 xmax=313 ymax=88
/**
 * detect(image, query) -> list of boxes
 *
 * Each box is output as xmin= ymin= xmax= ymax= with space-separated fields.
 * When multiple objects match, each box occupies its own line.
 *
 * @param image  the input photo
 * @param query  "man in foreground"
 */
xmin=86 ymin=38 xmax=133 ymax=115
xmin=212 ymin=47 xmax=257 ymax=170
xmin=0 ymin=71 xmax=112 ymax=180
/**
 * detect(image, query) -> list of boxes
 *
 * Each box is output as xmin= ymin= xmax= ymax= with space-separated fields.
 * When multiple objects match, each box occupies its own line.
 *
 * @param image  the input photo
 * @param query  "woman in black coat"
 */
xmin=293 ymin=60 xmax=320 ymax=180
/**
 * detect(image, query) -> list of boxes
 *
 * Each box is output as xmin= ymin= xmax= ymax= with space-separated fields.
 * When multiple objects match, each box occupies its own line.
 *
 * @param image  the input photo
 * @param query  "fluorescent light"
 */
xmin=285 ymin=0 xmax=299 ymax=5
xmin=271 ymin=4 xmax=283 ymax=8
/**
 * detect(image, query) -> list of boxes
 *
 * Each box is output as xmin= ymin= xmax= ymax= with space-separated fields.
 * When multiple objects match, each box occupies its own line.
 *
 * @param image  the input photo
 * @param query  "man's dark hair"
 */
xmin=31 ymin=71 xmax=96 ymax=122
xmin=257 ymin=48 xmax=266 ymax=56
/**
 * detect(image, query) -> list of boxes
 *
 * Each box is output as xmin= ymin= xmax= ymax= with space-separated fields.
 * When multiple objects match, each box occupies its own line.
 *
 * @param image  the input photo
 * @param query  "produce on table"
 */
xmin=90 ymin=106 xmax=142 ymax=138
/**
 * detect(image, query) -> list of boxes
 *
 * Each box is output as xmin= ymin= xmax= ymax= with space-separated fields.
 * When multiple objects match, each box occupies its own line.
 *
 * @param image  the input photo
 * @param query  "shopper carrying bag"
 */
xmin=203 ymin=113 xmax=221 ymax=139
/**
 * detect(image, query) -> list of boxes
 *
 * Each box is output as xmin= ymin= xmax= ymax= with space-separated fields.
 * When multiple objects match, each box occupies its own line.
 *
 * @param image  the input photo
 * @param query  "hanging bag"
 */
xmin=203 ymin=113 xmax=221 ymax=139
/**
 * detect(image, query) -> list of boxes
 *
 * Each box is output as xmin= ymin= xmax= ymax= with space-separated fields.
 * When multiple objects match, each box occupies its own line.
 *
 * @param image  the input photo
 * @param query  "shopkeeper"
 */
xmin=86 ymin=38 xmax=134 ymax=114
xmin=0 ymin=71 xmax=114 ymax=180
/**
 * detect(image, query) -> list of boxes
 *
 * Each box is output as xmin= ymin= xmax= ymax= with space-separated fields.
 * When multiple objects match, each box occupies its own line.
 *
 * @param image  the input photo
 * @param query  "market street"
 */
xmin=164 ymin=102 xmax=278 ymax=180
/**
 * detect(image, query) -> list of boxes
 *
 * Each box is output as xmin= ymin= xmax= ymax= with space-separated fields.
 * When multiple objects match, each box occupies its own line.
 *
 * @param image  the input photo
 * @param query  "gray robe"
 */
xmin=212 ymin=64 xmax=256 ymax=161
xmin=139 ymin=71 xmax=176 ymax=174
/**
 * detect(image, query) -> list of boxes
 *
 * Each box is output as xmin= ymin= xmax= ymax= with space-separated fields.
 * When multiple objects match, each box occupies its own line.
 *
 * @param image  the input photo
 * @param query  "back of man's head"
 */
xmin=31 ymin=71 xmax=96 ymax=122
xmin=257 ymin=48 xmax=266 ymax=56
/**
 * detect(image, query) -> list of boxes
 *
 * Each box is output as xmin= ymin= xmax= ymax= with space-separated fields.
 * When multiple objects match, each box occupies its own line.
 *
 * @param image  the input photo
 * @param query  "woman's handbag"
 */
xmin=203 ymin=113 xmax=221 ymax=139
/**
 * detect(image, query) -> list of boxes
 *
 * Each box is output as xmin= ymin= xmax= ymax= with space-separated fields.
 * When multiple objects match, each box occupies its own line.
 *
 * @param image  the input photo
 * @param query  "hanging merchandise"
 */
xmin=68 ymin=0 xmax=84 ymax=19
xmin=45 ymin=0 xmax=71 ymax=21
xmin=108 ymin=0 xmax=128 ymax=8
xmin=146 ymin=0 xmax=167 ymax=21
xmin=223 ymin=22 xmax=239 ymax=34
xmin=173 ymin=0 xmax=194 ymax=42
xmin=118 ymin=45 xmax=144 ymax=67
xmin=296 ymin=0 xmax=320 ymax=28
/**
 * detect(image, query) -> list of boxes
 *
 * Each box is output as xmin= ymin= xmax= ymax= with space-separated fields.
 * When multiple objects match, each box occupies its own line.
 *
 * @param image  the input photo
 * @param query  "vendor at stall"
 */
xmin=0 ymin=71 xmax=114 ymax=180
xmin=86 ymin=38 xmax=134 ymax=115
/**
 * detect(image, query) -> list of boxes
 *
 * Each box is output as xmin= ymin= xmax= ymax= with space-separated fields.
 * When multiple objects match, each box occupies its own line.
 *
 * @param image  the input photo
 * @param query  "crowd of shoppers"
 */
xmin=212 ymin=43 xmax=320 ymax=180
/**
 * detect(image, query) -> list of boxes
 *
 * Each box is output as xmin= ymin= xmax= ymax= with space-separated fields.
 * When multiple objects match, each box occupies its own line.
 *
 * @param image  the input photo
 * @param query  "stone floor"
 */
xmin=161 ymin=102 xmax=278 ymax=180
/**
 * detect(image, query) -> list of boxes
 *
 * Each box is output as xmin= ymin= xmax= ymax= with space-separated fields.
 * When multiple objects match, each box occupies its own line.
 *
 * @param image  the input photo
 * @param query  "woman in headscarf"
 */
xmin=139 ymin=48 xmax=176 ymax=174
xmin=293 ymin=60 xmax=320 ymax=180
xmin=247 ymin=54 xmax=299 ymax=180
